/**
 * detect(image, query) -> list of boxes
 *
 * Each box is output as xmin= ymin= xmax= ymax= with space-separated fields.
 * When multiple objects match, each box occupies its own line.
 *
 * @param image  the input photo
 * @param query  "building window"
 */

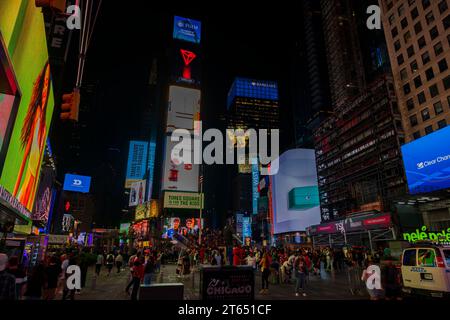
xmin=418 ymin=36 xmax=426 ymax=49
xmin=430 ymin=26 xmax=439 ymax=40
xmin=426 ymin=67 xmax=435 ymax=80
xmin=394 ymin=40 xmax=401 ymax=51
xmin=413 ymin=131 xmax=421 ymax=139
xmin=418 ymin=91 xmax=427 ymax=104
xmin=414 ymin=75 xmax=423 ymax=88
xmin=426 ymin=11 xmax=435 ymax=25
xmin=407 ymin=98 xmax=415 ymax=110
xmin=444 ymin=14 xmax=450 ymax=30
xmin=422 ymin=51 xmax=431 ymax=65
xmin=425 ymin=125 xmax=434 ymax=134
xmin=410 ymin=60 xmax=418 ymax=72
xmin=422 ymin=0 xmax=431 ymax=10
xmin=439 ymin=1 xmax=448 ymax=14
xmin=430 ymin=84 xmax=440 ymax=97
xmin=404 ymin=83 xmax=411 ymax=95
xmin=392 ymin=27 xmax=399 ymax=38
xmin=437 ymin=119 xmax=447 ymax=128
xmin=411 ymin=7 xmax=419 ymax=20
xmin=434 ymin=42 xmax=444 ymax=56
xmin=448 ymin=95 xmax=450 ymax=106
xmin=434 ymin=101 xmax=444 ymax=114
xmin=401 ymin=17 xmax=409 ymax=29
xmin=404 ymin=31 xmax=412 ymax=43
xmin=407 ymin=45 xmax=415 ymax=57
xmin=438 ymin=58 xmax=448 ymax=72
xmin=398 ymin=54 xmax=405 ymax=65
xmin=414 ymin=21 xmax=423 ymax=34
xmin=410 ymin=114 xmax=418 ymax=126
xmin=398 ymin=4 xmax=405 ymax=16
xmin=421 ymin=108 xmax=431 ymax=121
xmin=409 ymin=0 xmax=416 ymax=5
xmin=400 ymin=68 xmax=408 ymax=80
xmin=443 ymin=75 xmax=450 ymax=90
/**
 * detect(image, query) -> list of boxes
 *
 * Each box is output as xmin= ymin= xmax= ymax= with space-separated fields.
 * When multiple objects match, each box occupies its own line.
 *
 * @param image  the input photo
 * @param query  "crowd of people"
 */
xmin=0 ymin=233 xmax=403 ymax=301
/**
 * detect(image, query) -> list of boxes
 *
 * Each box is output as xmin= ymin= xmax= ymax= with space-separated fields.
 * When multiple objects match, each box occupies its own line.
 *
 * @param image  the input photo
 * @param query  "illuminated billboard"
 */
xmin=163 ymin=191 xmax=204 ymax=209
xmin=125 ymin=140 xmax=148 ymax=188
xmin=166 ymin=86 xmax=201 ymax=133
xmin=271 ymin=149 xmax=321 ymax=234
xmin=0 ymin=1 xmax=55 ymax=211
xmin=401 ymin=126 xmax=450 ymax=194
xmin=32 ymin=166 xmax=55 ymax=223
xmin=227 ymin=78 xmax=279 ymax=109
xmin=129 ymin=180 xmax=146 ymax=207
xmin=173 ymin=16 xmax=201 ymax=44
xmin=63 ymin=174 xmax=91 ymax=193
xmin=162 ymin=137 xmax=199 ymax=192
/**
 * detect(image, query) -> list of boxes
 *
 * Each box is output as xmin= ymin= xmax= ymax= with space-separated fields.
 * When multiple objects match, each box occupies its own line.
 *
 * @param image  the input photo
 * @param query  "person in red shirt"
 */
xmin=233 ymin=245 xmax=241 ymax=266
xmin=130 ymin=258 xmax=144 ymax=300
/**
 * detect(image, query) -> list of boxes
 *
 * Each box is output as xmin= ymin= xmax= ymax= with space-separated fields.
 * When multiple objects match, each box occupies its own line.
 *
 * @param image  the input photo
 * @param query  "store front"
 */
xmin=307 ymin=212 xmax=396 ymax=252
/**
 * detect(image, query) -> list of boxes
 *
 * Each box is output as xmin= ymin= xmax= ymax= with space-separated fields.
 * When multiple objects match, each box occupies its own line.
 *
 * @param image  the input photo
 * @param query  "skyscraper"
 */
xmin=380 ymin=0 xmax=450 ymax=142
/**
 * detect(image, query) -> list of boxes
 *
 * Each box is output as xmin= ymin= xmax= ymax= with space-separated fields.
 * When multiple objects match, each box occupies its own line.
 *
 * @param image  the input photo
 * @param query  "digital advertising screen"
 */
xmin=63 ymin=174 xmax=91 ymax=193
xmin=271 ymin=149 xmax=321 ymax=234
xmin=162 ymin=137 xmax=199 ymax=192
xmin=173 ymin=16 xmax=201 ymax=44
xmin=129 ymin=179 xmax=146 ymax=207
xmin=0 ymin=1 xmax=55 ymax=211
xmin=32 ymin=166 xmax=55 ymax=223
xmin=401 ymin=126 xmax=450 ymax=194
xmin=166 ymin=86 xmax=201 ymax=134
xmin=125 ymin=140 xmax=148 ymax=188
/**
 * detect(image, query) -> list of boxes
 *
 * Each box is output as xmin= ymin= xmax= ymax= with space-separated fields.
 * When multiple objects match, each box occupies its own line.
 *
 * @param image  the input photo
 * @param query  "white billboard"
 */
xmin=271 ymin=149 xmax=321 ymax=234
xmin=166 ymin=86 xmax=201 ymax=133
xmin=162 ymin=137 xmax=199 ymax=192
xmin=129 ymin=180 xmax=146 ymax=207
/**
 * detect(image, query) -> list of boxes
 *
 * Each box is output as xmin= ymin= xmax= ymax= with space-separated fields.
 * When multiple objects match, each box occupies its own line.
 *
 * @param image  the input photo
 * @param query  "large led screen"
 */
xmin=401 ymin=126 xmax=450 ymax=194
xmin=271 ymin=149 xmax=321 ymax=234
xmin=63 ymin=174 xmax=91 ymax=193
xmin=173 ymin=16 xmax=201 ymax=44
xmin=0 ymin=1 xmax=55 ymax=211
xmin=125 ymin=140 xmax=148 ymax=188
xmin=166 ymin=86 xmax=201 ymax=134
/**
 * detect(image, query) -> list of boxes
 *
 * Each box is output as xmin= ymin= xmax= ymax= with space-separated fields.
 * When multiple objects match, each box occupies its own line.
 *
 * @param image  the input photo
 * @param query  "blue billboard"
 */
xmin=63 ymin=174 xmax=91 ymax=193
xmin=242 ymin=216 xmax=252 ymax=243
xmin=227 ymin=78 xmax=279 ymax=109
xmin=173 ymin=16 xmax=201 ymax=44
xmin=401 ymin=126 xmax=450 ymax=194
xmin=125 ymin=141 xmax=148 ymax=188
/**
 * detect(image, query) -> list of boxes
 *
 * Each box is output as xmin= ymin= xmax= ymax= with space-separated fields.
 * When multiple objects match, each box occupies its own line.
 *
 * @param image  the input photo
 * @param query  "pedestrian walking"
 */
xmin=6 ymin=256 xmax=26 ymax=299
xmin=115 ymin=252 xmax=123 ymax=273
xmin=130 ymin=258 xmax=144 ymax=300
xmin=0 ymin=253 xmax=16 ymax=300
xmin=43 ymin=256 xmax=61 ymax=300
xmin=294 ymin=255 xmax=307 ymax=297
xmin=24 ymin=263 xmax=46 ymax=300
xmin=95 ymin=252 xmax=104 ymax=276
xmin=106 ymin=252 xmax=114 ymax=276
xmin=259 ymin=251 xmax=271 ymax=295
xmin=143 ymin=257 xmax=154 ymax=285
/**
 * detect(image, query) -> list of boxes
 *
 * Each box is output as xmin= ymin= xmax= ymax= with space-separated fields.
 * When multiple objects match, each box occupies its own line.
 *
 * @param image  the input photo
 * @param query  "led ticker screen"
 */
xmin=401 ymin=126 xmax=450 ymax=194
xmin=173 ymin=16 xmax=201 ymax=44
xmin=227 ymin=78 xmax=279 ymax=109
xmin=125 ymin=141 xmax=148 ymax=188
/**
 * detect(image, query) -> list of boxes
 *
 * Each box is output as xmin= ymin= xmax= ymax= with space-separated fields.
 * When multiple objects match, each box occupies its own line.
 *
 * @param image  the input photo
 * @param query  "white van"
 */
xmin=401 ymin=244 xmax=450 ymax=298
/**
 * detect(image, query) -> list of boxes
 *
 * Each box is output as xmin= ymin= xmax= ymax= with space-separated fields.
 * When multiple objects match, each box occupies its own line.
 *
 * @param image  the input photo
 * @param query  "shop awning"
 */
xmin=0 ymin=186 xmax=32 ymax=225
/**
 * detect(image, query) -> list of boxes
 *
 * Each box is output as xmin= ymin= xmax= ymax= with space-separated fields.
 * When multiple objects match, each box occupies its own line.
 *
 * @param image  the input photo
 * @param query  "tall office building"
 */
xmin=380 ymin=0 xmax=450 ymax=142
xmin=314 ymin=0 xmax=407 ymax=221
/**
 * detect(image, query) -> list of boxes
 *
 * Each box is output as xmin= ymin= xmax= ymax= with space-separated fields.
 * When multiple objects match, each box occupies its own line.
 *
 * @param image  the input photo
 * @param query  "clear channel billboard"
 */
xmin=401 ymin=126 xmax=450 ymax=194
xmin=173 ymin=16 xmax=201 ymax=44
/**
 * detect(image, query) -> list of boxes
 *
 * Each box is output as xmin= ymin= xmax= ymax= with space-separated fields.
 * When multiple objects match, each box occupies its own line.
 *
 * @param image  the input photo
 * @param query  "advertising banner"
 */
xmin=120 ymin=223 xmax=130 ymax=234
xmin=173 ymin=16 xmax=201 ymax=44
xmin=166 ymin=86 xmax=201 ymax=134
xmin=163 ymin=191 xmax=204 ymax=209
xmin=32 ymin=166 xmax=55 ymax=223
xmin=236 ymin=213 xmax=243 ymax=235
xmin=162 ymin=137 xmax=199 ymax=192
xmin=129 ymin=180 xmax=146 ymax=207
xmin=63 ymin=174 xmax=91 ymax=193
xmin=200 ymin=266 xmax=255 ymax=301
xmin=401 ymin=126 xmax=450 ymax=194
xmin=125 ymin=141 xmax=148 ymax=188
xmin=242 ymin=217 xmax=252 ymax=242
xmin=0 ymin=1 xmax=55 ymax=211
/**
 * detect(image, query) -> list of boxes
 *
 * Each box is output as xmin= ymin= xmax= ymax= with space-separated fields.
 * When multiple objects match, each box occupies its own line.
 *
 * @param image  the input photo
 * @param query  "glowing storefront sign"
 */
xmin=403 ymin=226 xmax=450 ymax=243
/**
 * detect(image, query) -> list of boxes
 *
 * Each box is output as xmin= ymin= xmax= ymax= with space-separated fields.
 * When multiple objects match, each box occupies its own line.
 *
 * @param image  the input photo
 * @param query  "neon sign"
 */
xmin=180 ymin=49 xmax=196 ymax=80
xmin=403 ymin=226 xmax=450 ymax=243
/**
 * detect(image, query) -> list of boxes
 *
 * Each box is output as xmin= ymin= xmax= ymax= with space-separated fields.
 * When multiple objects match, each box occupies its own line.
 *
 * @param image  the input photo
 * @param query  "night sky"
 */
xmin=55 ymin=2 xmax=298 ymax=228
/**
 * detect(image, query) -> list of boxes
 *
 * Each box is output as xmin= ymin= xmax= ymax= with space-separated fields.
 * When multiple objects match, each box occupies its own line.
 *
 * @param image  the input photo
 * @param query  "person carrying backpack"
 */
xmin=106 ymin=252 xmax=114 ymax=276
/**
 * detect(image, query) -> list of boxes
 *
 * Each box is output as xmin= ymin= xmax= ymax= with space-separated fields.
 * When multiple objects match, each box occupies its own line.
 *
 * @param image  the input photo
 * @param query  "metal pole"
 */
xmin=198 ymin=167 xmax=203 ymax=246
xmin=391 ymin=227 xmax=397 ymax=240
xmin=368 ymin=230 xmax=373 ymax=253
xmin=329 ymin=234 xmax=332 ymax=248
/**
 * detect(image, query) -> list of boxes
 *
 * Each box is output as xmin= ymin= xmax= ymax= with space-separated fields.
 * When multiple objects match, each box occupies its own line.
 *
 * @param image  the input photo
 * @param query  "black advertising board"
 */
xmin=200 ymin=266 xmax=254 ymax=301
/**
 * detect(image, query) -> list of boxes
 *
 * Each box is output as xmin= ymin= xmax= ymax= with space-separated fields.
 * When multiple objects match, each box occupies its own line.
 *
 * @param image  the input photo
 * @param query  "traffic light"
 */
xmin=35 ymin=0 xmax=66 ymax=12
xmin=60 ymin=89 xmax=80 ymax=122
